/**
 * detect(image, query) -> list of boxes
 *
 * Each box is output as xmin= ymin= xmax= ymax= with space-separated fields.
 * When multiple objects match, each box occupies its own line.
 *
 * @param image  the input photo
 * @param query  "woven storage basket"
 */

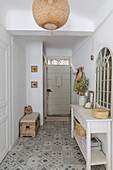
xmin=75 ymin=119 xmax=86 ymax=137
xmin=93 ymin=109 xmax=109 ymax=119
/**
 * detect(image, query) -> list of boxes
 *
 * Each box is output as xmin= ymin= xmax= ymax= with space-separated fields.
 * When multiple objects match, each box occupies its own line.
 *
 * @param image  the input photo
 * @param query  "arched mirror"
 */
xmin=96 ymin=47 xmax=112 ymax=114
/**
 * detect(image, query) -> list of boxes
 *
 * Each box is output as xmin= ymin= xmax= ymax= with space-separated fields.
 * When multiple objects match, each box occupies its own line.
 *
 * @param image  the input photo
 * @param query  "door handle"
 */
xmin=47 ymin=89 xmax=52 ymax=92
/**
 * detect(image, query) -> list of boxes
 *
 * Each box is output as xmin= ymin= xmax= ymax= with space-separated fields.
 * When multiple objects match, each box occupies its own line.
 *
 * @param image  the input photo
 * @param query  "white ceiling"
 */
xmin=44 ymin=36 xmax=86 ymax=49
xmin=70 ymin=0 xmax=105 ymax=20
xmin=14 ymin=35 xmax=88 ymax=53
xmin=1 ymin=0 xmax=110 ymax=20
xmin=0 ymin=0 xmax=113 ymax=51
xmin=2 ymin=0 xmax=112 ymax=30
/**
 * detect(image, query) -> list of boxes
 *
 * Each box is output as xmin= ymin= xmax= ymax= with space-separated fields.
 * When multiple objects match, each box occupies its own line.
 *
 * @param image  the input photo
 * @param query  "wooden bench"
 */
xmin=20 ymin=113 xmax=40 ymax=137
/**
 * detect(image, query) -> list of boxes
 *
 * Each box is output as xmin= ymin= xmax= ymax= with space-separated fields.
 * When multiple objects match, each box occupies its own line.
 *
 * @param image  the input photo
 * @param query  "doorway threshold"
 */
xmin=46 ymin=116 xmax=70 ymax=122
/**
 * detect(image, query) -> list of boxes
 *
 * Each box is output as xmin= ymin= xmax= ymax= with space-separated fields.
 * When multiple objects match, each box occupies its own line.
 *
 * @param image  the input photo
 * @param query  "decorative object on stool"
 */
xmin=31 ymin=66 xmax=38 ymax=72
xmin=31 ymin=81 xmax=38 ymax=88
xmin=25 ymin=105 xmax=32 ymax=115
xmin=93 ymin=109 xmax=109 ymax=119
xmin=32 ymin=0 xmax=70 ymax=30
xmin=20 ymin=113 xmax=40 ymax=137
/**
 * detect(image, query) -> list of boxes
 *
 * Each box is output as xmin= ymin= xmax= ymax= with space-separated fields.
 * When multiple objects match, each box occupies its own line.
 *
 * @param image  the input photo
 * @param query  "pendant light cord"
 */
xmin=90 ymin=36 xmax=94 ymax=55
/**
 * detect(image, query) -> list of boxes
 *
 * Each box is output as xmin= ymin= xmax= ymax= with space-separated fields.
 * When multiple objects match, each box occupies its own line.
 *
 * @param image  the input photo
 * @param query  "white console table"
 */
xmin=71 ymin=104 xmax=112 ymax=170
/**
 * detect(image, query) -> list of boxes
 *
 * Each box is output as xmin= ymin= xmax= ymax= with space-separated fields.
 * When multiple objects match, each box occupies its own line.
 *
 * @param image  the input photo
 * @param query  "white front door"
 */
xmin=0 ymin=42 xmax=9 ymax=163
xmin=47 ymin=65 xmax=70 ymax=116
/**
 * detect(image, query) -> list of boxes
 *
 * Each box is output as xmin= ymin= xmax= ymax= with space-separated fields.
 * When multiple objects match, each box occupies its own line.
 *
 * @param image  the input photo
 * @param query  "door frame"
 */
xmin=9 ymin=37 xmax=14 ymax=149
xmin=0 ymin=38 xmax=12 ymax=163
xmin=43 ymin=56 xmax=46 ymax=123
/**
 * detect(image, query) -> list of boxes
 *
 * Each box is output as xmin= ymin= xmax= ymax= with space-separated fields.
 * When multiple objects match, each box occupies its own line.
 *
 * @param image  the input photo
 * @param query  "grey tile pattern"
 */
xmin=0 ymin=121 xmax=105 ymax=170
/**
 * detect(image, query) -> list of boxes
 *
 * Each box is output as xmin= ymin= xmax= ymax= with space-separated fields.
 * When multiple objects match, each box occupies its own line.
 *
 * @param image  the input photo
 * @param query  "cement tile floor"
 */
xmin=0 ymin=121 xmax=105 ymax=170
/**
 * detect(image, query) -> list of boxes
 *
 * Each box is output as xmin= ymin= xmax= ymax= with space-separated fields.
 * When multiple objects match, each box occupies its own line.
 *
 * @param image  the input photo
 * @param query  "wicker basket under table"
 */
xmin=20 ymin=112 xmax=40 ymax=137
xmin=75 ymin=119 xmax=86 ymax=137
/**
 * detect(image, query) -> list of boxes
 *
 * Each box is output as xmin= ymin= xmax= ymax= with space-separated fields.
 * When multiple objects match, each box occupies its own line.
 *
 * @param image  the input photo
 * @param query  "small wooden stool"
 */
xmin=20 ymin=113 xmax=40 ymax=137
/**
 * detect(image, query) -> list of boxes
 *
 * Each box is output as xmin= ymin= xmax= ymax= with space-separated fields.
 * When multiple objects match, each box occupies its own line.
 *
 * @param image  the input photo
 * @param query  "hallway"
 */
xmin=0 ymin=121 xmax=105 ymax=170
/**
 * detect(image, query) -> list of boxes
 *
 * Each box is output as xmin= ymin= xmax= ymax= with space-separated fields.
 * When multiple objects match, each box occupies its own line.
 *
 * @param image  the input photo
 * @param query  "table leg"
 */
xmin=106 ymin=122 xmax=111 ymax=170
xmin=86 ymin=122 xmax=91 ymax=170
xmin=71 ymin=107 xmax=74 ymax=138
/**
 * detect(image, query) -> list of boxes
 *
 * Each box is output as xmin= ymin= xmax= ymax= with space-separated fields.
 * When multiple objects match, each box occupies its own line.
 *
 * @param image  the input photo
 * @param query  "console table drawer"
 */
xmin=90 ymin=121 xmax=110 ymax=133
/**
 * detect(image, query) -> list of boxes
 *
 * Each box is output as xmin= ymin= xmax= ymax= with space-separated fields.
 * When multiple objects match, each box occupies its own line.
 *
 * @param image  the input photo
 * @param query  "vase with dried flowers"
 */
xmin=76 ymin=73 xmax=89 ymax=106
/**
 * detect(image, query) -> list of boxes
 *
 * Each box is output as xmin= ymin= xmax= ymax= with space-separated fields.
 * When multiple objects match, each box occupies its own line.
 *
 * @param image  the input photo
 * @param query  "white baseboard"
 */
xmin=9 ymin=137 xmax=18 ymax=151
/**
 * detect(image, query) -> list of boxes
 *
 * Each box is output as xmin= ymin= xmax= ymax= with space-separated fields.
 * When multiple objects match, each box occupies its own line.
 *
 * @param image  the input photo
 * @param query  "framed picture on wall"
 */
xmin=31 ymin=81 xmax=38 ymax=88
xmin=31 ymin=66 xmax=38 ymax=72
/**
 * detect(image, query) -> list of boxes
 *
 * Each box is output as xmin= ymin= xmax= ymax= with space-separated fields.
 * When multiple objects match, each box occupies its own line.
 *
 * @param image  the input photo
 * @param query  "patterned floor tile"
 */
xmin=0 ymin=121 xmax=105 ymax=170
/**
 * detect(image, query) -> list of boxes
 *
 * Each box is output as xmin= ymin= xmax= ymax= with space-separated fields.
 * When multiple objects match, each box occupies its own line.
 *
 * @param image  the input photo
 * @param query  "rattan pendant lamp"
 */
xmin=32 ymin=0 xmax=70 ymax=30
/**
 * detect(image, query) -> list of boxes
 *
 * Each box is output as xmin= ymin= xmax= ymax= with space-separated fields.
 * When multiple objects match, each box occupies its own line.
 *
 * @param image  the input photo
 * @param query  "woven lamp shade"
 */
xmin=32 ymin=0 xmax=70 ymax=30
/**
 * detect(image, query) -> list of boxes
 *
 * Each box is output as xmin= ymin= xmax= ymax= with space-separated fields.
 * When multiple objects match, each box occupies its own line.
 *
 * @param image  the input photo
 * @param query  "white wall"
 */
xmin=0 ymin=1 xmax=6 ymax=27
xmin=45 ymin=47 xmax=72 ymax=57
xmin=72 ymin=11 xmax=113 ymax=155
xmin=12 ymin=40 xmax=26 ymax=142
xmin=72 ymin=39 xmax=93 ymax=104
xmin=26 ymin=41 xmax=43 ymax=125
xmin=5 ymin=9 xmax=94 ymax=32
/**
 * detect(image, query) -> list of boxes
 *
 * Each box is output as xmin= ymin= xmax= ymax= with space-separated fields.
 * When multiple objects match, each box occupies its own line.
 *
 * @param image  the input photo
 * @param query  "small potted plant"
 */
xmin=76 ymin=73 xmax=89 ymax=106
